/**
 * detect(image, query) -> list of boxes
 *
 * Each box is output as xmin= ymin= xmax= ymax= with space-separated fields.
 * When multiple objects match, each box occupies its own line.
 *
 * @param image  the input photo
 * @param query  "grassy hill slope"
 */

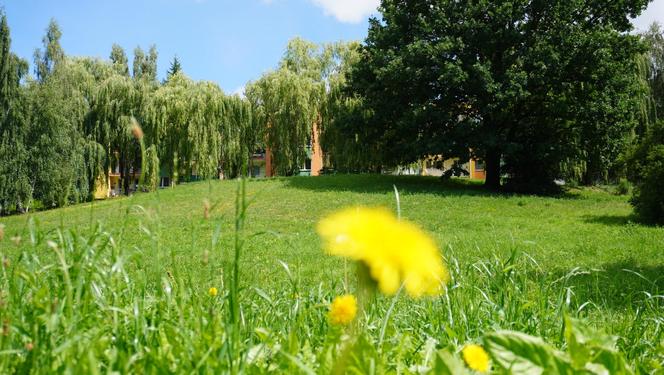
xmin=0 ymin=175 xmax=662 ymax=372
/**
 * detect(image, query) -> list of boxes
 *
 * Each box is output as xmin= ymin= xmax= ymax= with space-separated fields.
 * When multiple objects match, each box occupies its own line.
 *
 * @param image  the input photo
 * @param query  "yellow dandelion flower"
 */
xmin=328 ymin=295 xmax=357 ymax=326
xmin=208 ymin=287 xmax=218 ymax=297
xmin=462 ymin=344 xmax=490 ymax=373
xmin=317 ymin=207 xmax=449 ymax=297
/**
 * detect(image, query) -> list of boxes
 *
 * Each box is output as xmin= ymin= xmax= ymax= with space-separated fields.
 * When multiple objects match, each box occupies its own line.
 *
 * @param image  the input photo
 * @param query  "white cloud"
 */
xmin=310 ymin=0 xmax=380 ymax=24
xmin=232 ymin=85 xmax=246 ymax=98
xmin=632 ymin=0 xmax=664 ymax=32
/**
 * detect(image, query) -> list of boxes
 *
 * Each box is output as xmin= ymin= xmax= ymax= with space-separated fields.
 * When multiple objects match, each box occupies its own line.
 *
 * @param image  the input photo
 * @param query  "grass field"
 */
xmin=0 ymin=174 xmax=662 ymax=373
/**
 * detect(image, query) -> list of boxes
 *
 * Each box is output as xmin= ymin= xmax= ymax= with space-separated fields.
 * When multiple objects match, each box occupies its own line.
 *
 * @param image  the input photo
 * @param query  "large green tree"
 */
xmin=248 ymin=38 xmax=362 ymax=176
xmin=247 ymin=39 xmax=322 ymax=176
xmin=640 ymin=23 xmax=664 ymax=127
xmin=625 ymin=23 xmax=664 ymax=224
xmin=110 ymin=44 xmax=130 ymax=77
xmin=33 ymin=19 xmax=64 ymax=82
xmin=350 ymin=0 xmax=649 ymax=192
xmin=145 ymin=72 xmax=254 ymax=182
xmin=166 ymin=55 xmax=182 ymax=81
xmin=0 ymin=13 xmax=31 ymax=214
xmin=319 ymin=42 xmax=383 ymax=173
xmin=133 ymin=45 xmax=158 ymax=82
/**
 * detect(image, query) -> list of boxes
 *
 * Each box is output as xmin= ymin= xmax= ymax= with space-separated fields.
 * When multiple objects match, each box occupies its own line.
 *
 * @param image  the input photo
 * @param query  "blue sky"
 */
xmin=3 ymin=0 xmax=663 ymax=94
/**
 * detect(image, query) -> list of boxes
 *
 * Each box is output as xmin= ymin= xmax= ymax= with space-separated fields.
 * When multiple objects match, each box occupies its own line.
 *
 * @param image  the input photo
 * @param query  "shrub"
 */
xmin=615 ymin=178 xmax=631 ymax=196
xmin=627 ymin=122 xmax=664 ymax=224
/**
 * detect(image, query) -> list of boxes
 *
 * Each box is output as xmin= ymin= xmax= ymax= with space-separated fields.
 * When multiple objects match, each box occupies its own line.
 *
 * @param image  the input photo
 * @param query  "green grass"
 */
xmin=0 ymin=174 xmax=662 ymax=373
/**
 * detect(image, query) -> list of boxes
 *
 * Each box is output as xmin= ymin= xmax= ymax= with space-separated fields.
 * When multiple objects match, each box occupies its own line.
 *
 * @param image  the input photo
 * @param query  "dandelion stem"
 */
xmin=393 ymin=185 xmax=401 ymax=220
xmin=378 ymin=282 xmax=405 ymax=351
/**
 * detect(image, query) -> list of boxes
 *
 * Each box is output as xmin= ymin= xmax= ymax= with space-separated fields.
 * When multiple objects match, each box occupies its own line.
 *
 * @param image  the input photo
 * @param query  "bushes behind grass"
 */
xmin=628 ymin=121 xmax=664 ymax=225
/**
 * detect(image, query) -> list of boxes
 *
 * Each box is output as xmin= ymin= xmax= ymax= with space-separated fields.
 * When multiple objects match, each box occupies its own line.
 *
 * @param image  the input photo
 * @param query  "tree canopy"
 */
xmin=2 ymin=7 xmax=661 ymax=215
xmin=348 ymin=0 xmax=650 ymax=192
xmin=247 ymin=38 xmax=362 ymax=176
xmin=0 ymin=17 xmax=263 ymax=214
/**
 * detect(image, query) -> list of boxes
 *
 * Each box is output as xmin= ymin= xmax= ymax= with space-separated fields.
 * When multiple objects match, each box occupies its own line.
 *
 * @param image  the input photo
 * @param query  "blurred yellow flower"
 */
xmin=462 ymin=344 xmax=490 ymax=373
xmin=208 ymin=287 xmax=218 ymax=297
xmin=328 ymin=295 xmax=357 ymax=325
xmin=317 ymin=207 xmax=449 ymax=297
xmin=130 ymin=117 xmax=144 ymax=140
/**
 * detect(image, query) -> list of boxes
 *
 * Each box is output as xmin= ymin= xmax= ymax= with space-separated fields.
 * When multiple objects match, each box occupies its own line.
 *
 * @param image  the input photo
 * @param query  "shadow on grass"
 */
xmin=284 ymin=174 xmax=489 ymax=196
xmin=583 ymin=214 xmax=636 ymax=226
xmin=548 ymin=259 xmax=663 ymax=311
xmin=582 ymin=214 xmax=660 ymax=228
xmin=284 ymin=174 xmax=583 ymax=199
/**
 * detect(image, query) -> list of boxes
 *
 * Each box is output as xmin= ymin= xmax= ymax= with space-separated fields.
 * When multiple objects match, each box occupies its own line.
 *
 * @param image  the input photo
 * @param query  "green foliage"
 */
xmin=0 ymin=15 xmax=264 ymax=212
xmin=166 ymin=55 xmax=182 ymax=81
xmin=140 ymin=144 xmax=160 ymax=192
xmin=28 ymin=58 xmax=106 ymax=208
xmin=627 ymin=121 xmax=664 ymax=224
xmin=132 ymin=45 xmax=158 ymax=82
xmin=221 ymin=94 xmax=257 ymax=177
xmin=33 ymin=18 xmax=64 ymax=82
xmin=319 ymin=42 xmax=382 ymax=173
xmin=247 ymin=68 xmax=317 ymax=176
xmin=0 ymin=13 xmax=31 ymax=214
xmin=349 ymin=0 xmax=649 ymax=191
xmin=640 ymin=23 xmax=664 ymax=128
xmin=482 ymin=317 xmax=634 ymax=374
xmin=616 ymin=178 xmax=632 ymax=196
xmin=145 ymin=73 xmax=254 ymax=181
xmin=109 ymin=43 xmax=129 ymax=76
xmin=248 ymin=38 xmax=362 ymax=176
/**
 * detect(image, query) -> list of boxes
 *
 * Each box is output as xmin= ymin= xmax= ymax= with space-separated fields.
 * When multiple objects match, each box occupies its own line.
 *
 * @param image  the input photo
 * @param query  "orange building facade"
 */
xmin=265 ymin=122 xmax=324 ymax=177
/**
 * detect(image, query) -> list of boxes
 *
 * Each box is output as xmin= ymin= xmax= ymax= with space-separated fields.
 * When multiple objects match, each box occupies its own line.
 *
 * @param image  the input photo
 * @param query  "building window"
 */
xmin=475 ymin=159 xmax=485 ymax=171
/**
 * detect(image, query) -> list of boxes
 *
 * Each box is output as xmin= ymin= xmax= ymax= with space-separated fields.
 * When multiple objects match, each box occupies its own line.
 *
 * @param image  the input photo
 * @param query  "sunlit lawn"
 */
xmin=1 ymin=174 xmax=662 ymax=372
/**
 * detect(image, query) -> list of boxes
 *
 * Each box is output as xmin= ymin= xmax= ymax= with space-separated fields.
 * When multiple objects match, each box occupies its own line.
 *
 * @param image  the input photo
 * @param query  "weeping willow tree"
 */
xmin=147 ymin=73 xmax=220 ymax=182
xmin=140 ymin=144 xmax=160 ymax=192
xmin=186 ymin=80 xmax=223 ymax=180
xmin=93 ymin=73 xmax=146 ymax=194
xmin=639 ymin=23 xmax=664 ymax=131
xmin=25 ymin=57 xmax=112 ymax=206
xmin=318 ymin=42 xmax=383 ymax=173
xmin=221 ymin=95 xmax=256 ymax=178
xmin=247 ymin=38 xmax=365 ymax=176
xmin=247 ymin=68 xmax=317 ymax=176
xmin=2 ymin=15 xmax=266 ymax=214
xmin=0 ymin=12 xmax=31 ymax=214
xmin=145 ymin=72 xmax=254 ymax=182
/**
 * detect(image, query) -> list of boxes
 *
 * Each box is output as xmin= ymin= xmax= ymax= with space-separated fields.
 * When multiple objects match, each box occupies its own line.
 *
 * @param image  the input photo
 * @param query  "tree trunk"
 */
xmin=123 ymin=163 xmax=130 ymax=196
xmin=484 ymin=149 xmax=502 ymax=190
xmin=119 ymin=152 xmax=126 ymax=196
xmin=121 ymin=151 xmax=130 ymax=196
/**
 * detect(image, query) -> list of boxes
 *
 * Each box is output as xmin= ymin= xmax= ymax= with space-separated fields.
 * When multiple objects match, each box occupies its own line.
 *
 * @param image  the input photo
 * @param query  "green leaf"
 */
xmin=434 ymin=350 xmax=469 ymax=375
xmin=483 ymin=331 xmax=578 ymax=374
xmin=564 ymin=315 xmax=633 ymax=374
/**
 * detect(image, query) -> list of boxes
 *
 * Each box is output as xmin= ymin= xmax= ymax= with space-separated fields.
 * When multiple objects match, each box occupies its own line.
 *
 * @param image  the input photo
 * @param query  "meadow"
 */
xmin=0 ymin=174 xmax=662 ymax=373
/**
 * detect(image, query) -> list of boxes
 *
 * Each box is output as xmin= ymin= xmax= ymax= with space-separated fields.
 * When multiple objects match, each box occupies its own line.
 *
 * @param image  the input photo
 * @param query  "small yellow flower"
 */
xmin=208 ymin=287 xmax=218 ymax=297
xmin=462 ymin=344 xmax=490 ymax=373
xmin=328 ymin=295 xmax=357 ymax=326
xmin=317 ymin=207 xmax=449 ymax=297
